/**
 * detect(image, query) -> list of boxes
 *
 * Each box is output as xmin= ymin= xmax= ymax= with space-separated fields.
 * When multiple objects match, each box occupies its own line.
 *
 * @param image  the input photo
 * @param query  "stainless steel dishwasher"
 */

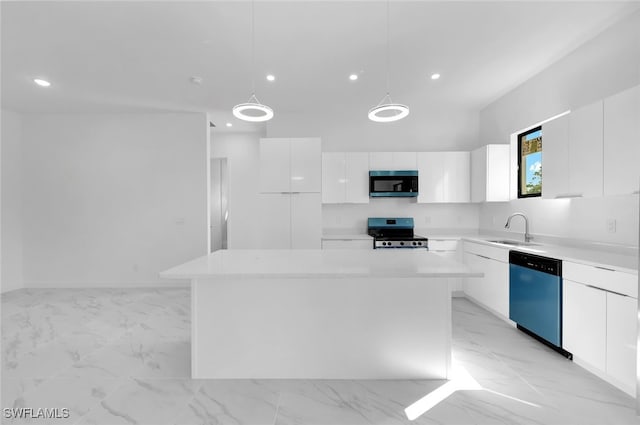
xmin=509 ymin=250 xmax=571 ymax=358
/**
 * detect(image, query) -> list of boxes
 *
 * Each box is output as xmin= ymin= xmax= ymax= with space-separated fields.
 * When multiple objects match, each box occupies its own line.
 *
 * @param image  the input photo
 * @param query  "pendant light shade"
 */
xmin=369 ymin=0 xmax=409 ymax=123
xmin=233 ymin=1 xmax=273 ymax=122
xmin=232 ymin=93 xmax=274 ymax=122
xmin=368 ymin=93 xmax=409 ymax=123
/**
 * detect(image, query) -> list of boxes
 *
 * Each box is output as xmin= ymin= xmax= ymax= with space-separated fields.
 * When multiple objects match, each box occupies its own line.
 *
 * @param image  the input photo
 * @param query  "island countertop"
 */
xmin=160 ymin=249 xmax=481 ymax=280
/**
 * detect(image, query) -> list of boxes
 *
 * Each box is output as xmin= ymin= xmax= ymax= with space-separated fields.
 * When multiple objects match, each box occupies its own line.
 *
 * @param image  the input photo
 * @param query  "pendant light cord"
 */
xmin=251 ymin=0 xmax=255 ymax=96
xmin=385 ymin=0 xmax=390 ymax=96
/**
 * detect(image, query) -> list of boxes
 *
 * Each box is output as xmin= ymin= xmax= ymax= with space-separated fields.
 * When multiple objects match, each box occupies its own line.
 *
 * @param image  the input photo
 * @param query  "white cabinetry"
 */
xmin=604 ymin=85 xmax=640 ymax=196
xmin=259 ymin=193 xmax=321 ymax=249
xmin=430 ymin=239 xmax=463 ymax=294
xmin=462 ymin=241 xmax=509 ymax=318
xmin=369 ymin=152 xmax=417 ymax=170
xmin=541 ymin=102 xmax=603 ymax=198
xmin=471 ymin=145 xmax=510 ymax=202
xmin=321 ymin=238 xmax=372 ymax=249
xmin=417 ymin=152 xmax=470 ymax=203
xmin=322 ymin=152 xmax=369 ymax=204
xmin=259 ymin=138 xmax=322 ymax=249
xmin=562 ymin=260 xmax=638 ymax=396
xmin=569 ymin=101 xmax=603 ymax=198
xmin=541 ymin=114 xmax=570 ymax=199
xmin=563 ymin=279 xmax=607 ymax=371
xmin=260 ymin=138 xmax=321 ymax=193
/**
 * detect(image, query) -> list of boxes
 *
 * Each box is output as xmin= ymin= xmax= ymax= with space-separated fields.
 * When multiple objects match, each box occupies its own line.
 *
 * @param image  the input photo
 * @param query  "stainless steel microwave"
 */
xmin=369 ymin=170 xmax=419 ymax=197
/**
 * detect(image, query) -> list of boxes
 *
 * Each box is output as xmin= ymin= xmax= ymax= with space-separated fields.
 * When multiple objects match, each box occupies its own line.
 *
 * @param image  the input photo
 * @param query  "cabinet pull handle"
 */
xmin=585 ymin=284 xmax=606 ymax=292
xmin=475 ymin=254 xmax=491 ymax=260
xmin=594 ymin=266 xmax=615 ymax=272
xmin=632 ymin=190 xmax=640 ymax=195
xmin=555 ymin=193 xmax=583 ymax=199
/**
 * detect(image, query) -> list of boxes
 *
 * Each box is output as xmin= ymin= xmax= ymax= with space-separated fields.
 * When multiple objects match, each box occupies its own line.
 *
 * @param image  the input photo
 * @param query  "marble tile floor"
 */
xmin=2 ymin=287 xmax=640 ymax=425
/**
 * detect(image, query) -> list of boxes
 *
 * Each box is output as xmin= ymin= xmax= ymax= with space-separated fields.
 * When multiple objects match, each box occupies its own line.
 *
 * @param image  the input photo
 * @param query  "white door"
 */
xmin=322 ymin=152 xmax=346 ymax=203
xmin=258 ymin=193 xmax=291 ymax=249
xmin=568 ymin=101 xmax=603 ymax=197
xmin=260 ymin=138 xmax=291 ymax=193
xmin=369 ymin=152 xmax=395 ymax=170
xmin=291 ymin=138 xmax=321 ymax=193
xmin=604 ymin=85 xmax=640 ymax=196
xmin=344 ymin=152 xmax=369 ymax=203
xmin=606 ymin=292 xmax=637 ymax=394
xmin=443 ymin=152 xmax=470 ymax=203
xmin=291 ymin=193 xmax=322 ymax=249
xmin=417 ymin=152 xmax=444 ymax=203
xmin=393 ymin=152 xmax=417 ymax=169
xmin=563 ymin=279 xmax=606 ymax=371
xmin=541 ymin=114 xmax=570 ymax=199
xmin=470 ymin=147 xmax=487 ymax=202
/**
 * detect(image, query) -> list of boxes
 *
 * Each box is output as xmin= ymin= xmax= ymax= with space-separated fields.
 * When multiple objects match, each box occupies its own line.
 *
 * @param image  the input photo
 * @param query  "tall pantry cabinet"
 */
xmin=258 ymin=138 xmax=322 ymax=249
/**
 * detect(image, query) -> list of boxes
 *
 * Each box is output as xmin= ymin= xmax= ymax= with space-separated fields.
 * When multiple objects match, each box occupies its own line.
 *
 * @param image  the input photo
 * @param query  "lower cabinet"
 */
xmin=321 ymin=239 xmax=372 ymax=249
xmin=430 ymin=239 xmax=462 ymax=294
xmin=563 ymin=279 xmax=607 ymax=371
xmin=462 ymin=242 xmax=509 ymax=318
xmin=563 ymin=278 xmax=637 ymax=396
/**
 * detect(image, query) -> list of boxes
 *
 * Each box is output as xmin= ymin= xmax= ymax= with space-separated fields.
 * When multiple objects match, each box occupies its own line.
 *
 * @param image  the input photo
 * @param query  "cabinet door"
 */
xmin=393 ymin=152 xmax=418 ymax=169
xmin=417 ymin=152 xmax=444 ymax=203
xmin=463 ymin=252 xmax=485 ymax=302
xmin=485 ymin=258 xmax=509 ymax=318
xmin=258 ymin=193 xmax=291 ymax=249
xmin=486 ymin=145 xmax=510 ymax=202
xmin=541 ymin=114 xmax=570 ymax=199
xmin=290 ymin=138 xmax=321 ymax=193
xmin=443 ymin=152 xmax=470 ymax=203
xmin=470 ymin=147 xmax=487 ymax=202
xmin=604 ymin=85 xmax=640 ymax=196
xmin=291 ymin=193 xmax=321 ymax=249
xmin=260 ymin=138 xmax=291 ymax=193
xmin=606 ymin=292 xmax=637 ymax=394
xmin=563 ymin=279 xmax=606 ymax=371
xmin=322 ymin=153 xmax=346 ymax=203
xmin=369 ymin=152 xmax=395 ymax=170
xmin=568 ymin=101 xmax=603 ymax=197
xmin=344 ymin=152 xmax=369 ymax=203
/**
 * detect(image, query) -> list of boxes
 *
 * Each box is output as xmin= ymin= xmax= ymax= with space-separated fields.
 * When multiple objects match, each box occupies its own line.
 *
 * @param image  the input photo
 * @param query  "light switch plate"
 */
xmin=606 ymin=218 xmax=617 ymax=233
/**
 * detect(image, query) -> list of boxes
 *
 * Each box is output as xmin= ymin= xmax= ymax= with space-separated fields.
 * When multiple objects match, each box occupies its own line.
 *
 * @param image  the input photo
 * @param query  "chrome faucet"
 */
xmin=505 ymin=212 xmax=532 ymax=243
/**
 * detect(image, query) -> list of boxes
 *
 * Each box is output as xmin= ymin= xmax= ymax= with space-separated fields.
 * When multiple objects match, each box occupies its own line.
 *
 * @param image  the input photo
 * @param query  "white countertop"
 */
xmin=321 ymin=234 xmax=373 ymax=241
xmin=160 ymin=249 xmax=481 ymax=279
xmin=464 ymin=236 xmax=638 ymax=274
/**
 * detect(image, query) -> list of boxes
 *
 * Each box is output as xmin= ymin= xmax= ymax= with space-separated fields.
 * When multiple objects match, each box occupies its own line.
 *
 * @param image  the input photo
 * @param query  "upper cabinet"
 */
xmin=260 ymin=138 xmax=321 ymax=193
xmin=321 ymin=152 xmax=369 ymax=204
xmin=471 ymin=145 xmax=510 ymax=202
xmin=604 ymin=85 xmax=640 ymax=196
xmin=417 ymin=152 xmax=470 ymax=203
xmin=569 ymin=101 xmax=603 ymax=198
xmin=369 ymin=152 xmax=417 ymax=170
xmin=542 ymin=101 xmax=604 ymax=198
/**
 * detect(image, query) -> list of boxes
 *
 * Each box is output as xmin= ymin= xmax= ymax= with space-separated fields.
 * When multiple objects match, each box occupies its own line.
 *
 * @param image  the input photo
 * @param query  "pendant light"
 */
xmin=368 ymin=0 xmax=409 ymax=123
xmin=233 ymin=1 xmax=273 ymax=122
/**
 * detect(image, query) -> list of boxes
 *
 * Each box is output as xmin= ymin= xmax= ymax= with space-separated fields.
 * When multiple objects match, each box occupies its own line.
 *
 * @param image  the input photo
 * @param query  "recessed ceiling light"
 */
xmin=190 ymin=76 xmax=203 ymax=85
xmin=266 ymin=74 xmax=275 ymax=82
xmin=33 ymin=78 xmax=51 ymax=87
xmin=431 ymin=73 xmax=441 ymax=80
xmin=226 ymin=123 xmax=233 ymax=127
xmin=349 ymin=74 xmax=358 ymax=81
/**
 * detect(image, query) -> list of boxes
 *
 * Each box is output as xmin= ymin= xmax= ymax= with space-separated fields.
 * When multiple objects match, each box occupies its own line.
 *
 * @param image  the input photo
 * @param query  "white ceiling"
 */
xmin=2 ymin=1 xmax=639 ymax=129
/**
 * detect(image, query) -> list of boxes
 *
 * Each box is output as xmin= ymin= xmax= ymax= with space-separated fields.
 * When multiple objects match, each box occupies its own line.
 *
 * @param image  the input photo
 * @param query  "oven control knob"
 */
xmin=412 ymin=241 xmax=417 ymax=245
xmin=418 ymin=242 xmax=422 ymax=245
xmin=400 ymin=242 xmax=404 ymax=246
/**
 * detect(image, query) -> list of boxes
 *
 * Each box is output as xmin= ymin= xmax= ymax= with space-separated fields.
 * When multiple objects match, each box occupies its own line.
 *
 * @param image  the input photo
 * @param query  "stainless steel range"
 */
xmin=367 ymin=217 xmax=428 ymax=249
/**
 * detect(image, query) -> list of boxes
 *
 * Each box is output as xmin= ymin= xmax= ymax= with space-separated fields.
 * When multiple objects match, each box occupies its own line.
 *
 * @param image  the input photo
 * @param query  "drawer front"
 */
xmin=563 ymin=261 xmax=637 ymax=298
xmin=463 ymin=241 xmax=508 ymax=263
xmin=429 ymin=239 xmax=459 ymax=251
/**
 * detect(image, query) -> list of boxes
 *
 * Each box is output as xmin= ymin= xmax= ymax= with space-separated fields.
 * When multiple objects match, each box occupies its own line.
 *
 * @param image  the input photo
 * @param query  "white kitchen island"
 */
xmin=160 ymin=249 xmax=480 ymax=380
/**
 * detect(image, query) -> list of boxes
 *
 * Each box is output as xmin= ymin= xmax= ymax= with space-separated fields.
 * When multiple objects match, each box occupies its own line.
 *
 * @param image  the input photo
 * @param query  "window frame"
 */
xmin=517 ymin=125 xmax=542 ymax=199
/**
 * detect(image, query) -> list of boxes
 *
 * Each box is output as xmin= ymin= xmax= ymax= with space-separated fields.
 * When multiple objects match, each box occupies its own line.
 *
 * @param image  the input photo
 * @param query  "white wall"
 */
xmin=266 ymin=106 xmax=479 ymax=152
xmin=478 ymin=11 xmax=640 ymax=247
xmin=323 ymin=201 xmax=479 ymax=235
xmin=210 ymin=131 xmax=264 ymax=249
xmin=1 ymin=109 xmax=24 ymax=293
xmin=20 ymin=113 xmax=208 ymax=287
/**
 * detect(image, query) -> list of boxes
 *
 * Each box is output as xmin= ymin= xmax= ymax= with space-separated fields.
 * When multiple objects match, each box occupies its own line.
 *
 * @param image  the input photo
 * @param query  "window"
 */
xmin=518 ymin=126 xmax=542 ymax=198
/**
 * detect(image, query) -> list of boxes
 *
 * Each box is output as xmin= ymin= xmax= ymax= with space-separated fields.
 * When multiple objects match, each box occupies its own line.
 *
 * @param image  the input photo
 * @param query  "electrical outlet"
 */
xmin=606 ymin=218 xmax=617 ymax=233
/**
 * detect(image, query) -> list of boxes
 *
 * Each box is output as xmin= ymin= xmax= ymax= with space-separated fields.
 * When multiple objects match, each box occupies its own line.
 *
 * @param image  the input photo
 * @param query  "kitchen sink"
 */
xmin=487 ymin=239 xmax=540 ymax=247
